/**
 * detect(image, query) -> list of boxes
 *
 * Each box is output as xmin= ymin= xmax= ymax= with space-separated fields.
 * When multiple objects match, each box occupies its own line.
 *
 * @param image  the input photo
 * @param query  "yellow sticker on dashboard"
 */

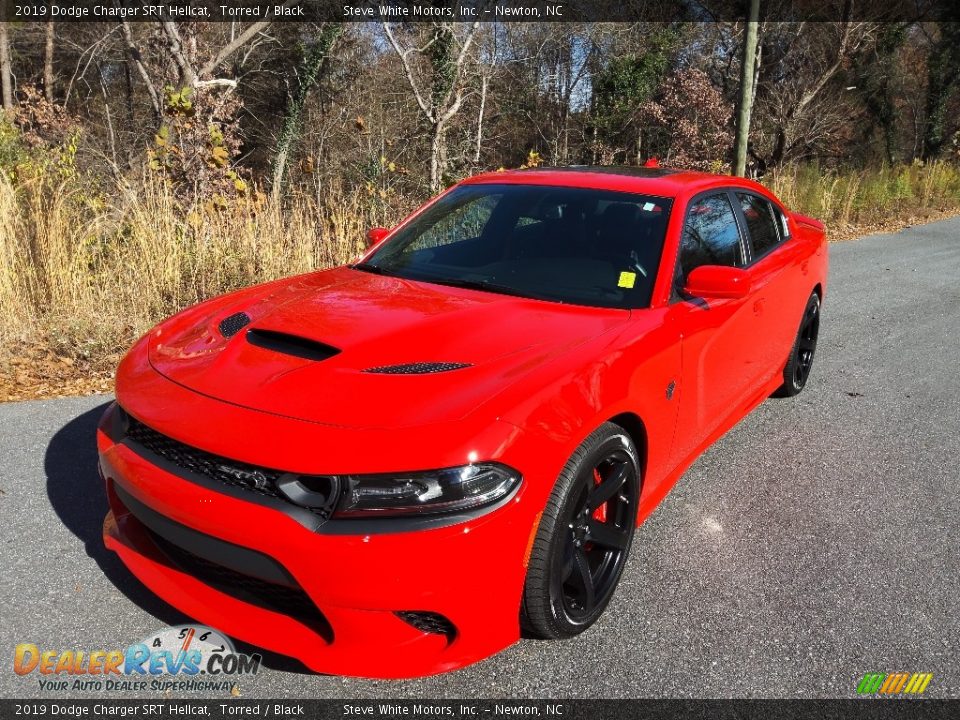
xmin=618 ymin=271 xmax=637 ymax=289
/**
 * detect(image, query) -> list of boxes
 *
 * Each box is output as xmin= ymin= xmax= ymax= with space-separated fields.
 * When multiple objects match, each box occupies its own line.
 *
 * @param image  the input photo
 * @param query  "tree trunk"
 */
xmin=43 ymin=20 xmax=54 ymax=102
xmin=473 ymin=72 xmax=487 ymax=165
xmin=0 ymin=23 xmax=14 ymax=112
xmin=770 ymin=127 xmax=787 ymax=167
xmin=430 ymin=121 xmax=445 ymax=193
xmin=733 ymin=0 xmax=760 ymax=177
xmin=96 ymin=62 xmax=118 ymax=172
xmin=121 ymin=21 xmax=161 ymax=119
xmin=271 ymin=24 xmax=342 ymax=197
xmin=124 ymin=60 xmax=135 ymax=126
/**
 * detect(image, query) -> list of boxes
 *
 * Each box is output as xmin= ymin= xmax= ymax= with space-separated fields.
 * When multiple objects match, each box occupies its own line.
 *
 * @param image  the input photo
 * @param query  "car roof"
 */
xmin=462 ymin=165 xmax=770 ymax=199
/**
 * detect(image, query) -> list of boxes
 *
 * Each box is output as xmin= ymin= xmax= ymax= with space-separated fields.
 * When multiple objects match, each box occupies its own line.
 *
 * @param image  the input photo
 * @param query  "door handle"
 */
xmin=753 ymin=298 xmax=765 ymax=314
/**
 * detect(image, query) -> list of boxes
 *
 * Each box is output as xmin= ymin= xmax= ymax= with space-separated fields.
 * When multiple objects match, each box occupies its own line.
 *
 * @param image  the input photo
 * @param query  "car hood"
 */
xmin=148 ymin=267 xmax=629 ymax=429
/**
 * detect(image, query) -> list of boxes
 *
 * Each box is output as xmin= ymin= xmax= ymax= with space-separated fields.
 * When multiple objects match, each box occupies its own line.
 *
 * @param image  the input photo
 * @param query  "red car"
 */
xmin=98 ymin=166 xmax=827 ymax=678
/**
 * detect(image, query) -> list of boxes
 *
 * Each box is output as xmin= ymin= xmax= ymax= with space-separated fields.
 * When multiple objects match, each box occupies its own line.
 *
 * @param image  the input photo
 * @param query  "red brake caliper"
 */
xmin=592 ymin=468 xmax=607 ymax=523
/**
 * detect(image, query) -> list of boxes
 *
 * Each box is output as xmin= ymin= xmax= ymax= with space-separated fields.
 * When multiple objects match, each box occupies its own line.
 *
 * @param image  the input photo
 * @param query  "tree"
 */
xmin=120 ymin=21 xmax=162 ymax=119
xmin=638 ymin=68 xmax=733 ymax=170
xmin=0 ymin=14 xmax=945 ymax=202
xmin=384 ymin=19 xmax=482 ymax=192
xmin=922 ymin=22 xmax=960 ymax=159
xmin=114 ymin=19 xmax=294 ymax=198
xmin=0 ymin=23 xmax=13 ymax=112
xmin=591 ymin=29 xmax=676 ymax=164
xmin=733 ymin=0 xmax=760 ymax=177
xmin=750 ymin=12 xmax=879 ymax=168
xmin=856 ymin=23 xmax=908 ymax=163
xmin=43 ymin=19 xmax=54 ymax=102
xmin=271 ymin=24 xmax=343 ymax=196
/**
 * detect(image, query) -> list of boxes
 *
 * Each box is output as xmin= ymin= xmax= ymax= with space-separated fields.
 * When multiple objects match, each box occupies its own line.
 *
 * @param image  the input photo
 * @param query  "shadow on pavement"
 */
xmin=44 ymin=402 xmax=311 ymax=674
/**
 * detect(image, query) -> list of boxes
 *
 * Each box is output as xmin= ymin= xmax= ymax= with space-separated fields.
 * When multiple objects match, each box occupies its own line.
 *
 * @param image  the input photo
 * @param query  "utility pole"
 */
xmin=733 ymin=0 xmax=760 ymax=177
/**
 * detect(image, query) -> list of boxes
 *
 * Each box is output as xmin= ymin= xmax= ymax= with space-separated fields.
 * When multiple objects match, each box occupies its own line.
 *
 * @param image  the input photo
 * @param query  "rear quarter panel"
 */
xmin=787 ymin=211 xmax=829 ymax=308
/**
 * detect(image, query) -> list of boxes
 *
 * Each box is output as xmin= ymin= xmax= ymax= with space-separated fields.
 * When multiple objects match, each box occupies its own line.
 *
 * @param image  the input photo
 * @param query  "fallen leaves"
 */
xmin=0 ymin=344 xmax=114 ymax=403
xmin=827 ymin=206 xmax=960 ymax=241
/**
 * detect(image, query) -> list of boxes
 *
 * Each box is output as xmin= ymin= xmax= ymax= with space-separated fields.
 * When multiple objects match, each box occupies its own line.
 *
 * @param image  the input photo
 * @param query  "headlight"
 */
xmin=332 ymin=463 xmax=521 ymax=518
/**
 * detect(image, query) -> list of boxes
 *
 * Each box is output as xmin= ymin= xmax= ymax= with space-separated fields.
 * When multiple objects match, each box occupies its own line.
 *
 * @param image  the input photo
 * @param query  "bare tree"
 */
xmin=272 ymin=24 xmax=343 ymax=197
xmin=753 ymin=13 xmax=878 ymax=167
xmin=120 ymin=21 xmax=161 ymax=118
xmin=384 ymin=20 xmax=482 ymax=192
xmin=0 ymin=14 xmax=942 ymax=204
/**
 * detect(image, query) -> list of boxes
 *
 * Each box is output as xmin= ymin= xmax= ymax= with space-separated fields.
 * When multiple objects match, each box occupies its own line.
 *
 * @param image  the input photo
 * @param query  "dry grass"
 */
xmin=2 ymin=160 xmax=960 ymax=401
xmin=0 ymin=172 xmax=410 ymax=389
xmin=763 ymin=160 xmax=960 ymax=239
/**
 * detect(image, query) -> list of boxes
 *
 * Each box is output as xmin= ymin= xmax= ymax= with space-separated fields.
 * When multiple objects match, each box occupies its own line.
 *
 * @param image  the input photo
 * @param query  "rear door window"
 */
xmin=736 ymin=193 xmax=782 ymax=259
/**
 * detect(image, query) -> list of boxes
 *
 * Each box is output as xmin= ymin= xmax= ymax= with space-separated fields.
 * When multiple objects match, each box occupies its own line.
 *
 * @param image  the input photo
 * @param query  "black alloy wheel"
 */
xmin=522 ymin=424 xmax=640 ymax=638
xmin=775 ymin=292 xmax=821 ymax=397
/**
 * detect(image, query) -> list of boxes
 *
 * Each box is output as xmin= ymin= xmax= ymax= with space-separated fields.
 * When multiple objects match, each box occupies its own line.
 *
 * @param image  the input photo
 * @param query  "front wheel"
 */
xmin=521 ymin=423 xmax=640 ymax=639
xmin=774 ymin=292 xmax=821 ymax=397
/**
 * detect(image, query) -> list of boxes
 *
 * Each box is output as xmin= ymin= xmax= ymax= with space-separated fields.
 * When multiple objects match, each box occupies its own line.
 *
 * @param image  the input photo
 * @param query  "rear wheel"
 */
xmin=521 ymin=423 xmax=640 ymax=639
xmin=774 ymin=292 xmax=821 ymax=397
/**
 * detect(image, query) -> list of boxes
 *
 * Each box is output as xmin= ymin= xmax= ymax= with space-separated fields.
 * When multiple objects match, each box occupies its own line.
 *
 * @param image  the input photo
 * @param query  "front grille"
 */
xmin=149 ymin=530 xmax=334 ymax=643
xmin=125 ymin=416 xmax=286 ymax=501
xmin=123 ymin=414 xmax=338 ymax=525
xmin=364 ymin=362 xmax=471 ymax=374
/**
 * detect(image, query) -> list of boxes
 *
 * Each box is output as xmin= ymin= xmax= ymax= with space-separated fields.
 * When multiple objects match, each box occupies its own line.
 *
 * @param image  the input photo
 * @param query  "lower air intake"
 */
xmin=151 ymin=532 xmax=334 ymax=643
xmin=395 ymin=611 xmax=457 ymax=640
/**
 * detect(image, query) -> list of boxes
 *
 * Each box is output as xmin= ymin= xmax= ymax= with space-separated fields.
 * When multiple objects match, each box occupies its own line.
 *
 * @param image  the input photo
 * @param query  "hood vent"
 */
xmin=246 ymin=329 xmax=340 ymax=361
xmin=218 ymin=311 xmax=251 ymax=338
xmin=363 ymin=362 xmax=471 ymax=375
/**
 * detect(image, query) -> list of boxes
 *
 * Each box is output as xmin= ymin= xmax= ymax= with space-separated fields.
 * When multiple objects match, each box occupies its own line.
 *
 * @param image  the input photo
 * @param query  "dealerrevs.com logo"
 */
xmin=856 ymin=672 xmax=934 ymax=696
xmin=13 ymin=625 xmax=260 ymax=693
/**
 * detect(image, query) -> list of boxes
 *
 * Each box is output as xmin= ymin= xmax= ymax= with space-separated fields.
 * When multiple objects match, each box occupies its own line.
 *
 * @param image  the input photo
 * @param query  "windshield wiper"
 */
xmin=354 ymin=265 xmax=551 ymax=302
xmin=416 ymin=276 xmax=550 ymax=301
xmin=351 ymin=262 xmax=395 ymax=276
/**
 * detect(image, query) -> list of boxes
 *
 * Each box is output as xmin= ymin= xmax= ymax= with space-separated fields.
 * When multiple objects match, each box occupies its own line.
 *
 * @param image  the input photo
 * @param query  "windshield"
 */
xmin=358 ymin=183 xmax=672 ymax=309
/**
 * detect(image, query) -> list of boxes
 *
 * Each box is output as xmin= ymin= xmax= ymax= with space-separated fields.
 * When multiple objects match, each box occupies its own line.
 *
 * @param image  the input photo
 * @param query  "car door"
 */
xmin=732 ymin=190 xmax=799 ymax=382
xmin=665 ymin=191 xmax=764 ymax=466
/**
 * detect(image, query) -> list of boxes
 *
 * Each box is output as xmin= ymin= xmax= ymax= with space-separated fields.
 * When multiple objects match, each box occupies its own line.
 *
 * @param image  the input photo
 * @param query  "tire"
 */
xmin=521 ymin=423 xmax=641 ymax=639
xmin=774 ymin=291 xmax=821 ymax=398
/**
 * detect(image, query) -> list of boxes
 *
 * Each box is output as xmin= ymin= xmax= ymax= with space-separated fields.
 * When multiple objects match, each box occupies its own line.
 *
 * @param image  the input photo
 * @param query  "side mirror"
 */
xmin=366 ymin=227 xmax=390 ymax=247
xmin=683 ymin=265 xmax=751 ymax=300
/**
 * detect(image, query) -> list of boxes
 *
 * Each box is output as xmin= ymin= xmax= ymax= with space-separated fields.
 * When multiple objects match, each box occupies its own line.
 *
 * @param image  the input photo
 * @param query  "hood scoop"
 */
xmin=246 ymin=329 xmax=340 ymax=361
xmin=218 ymin=311 xmax=251 ymax=338
xmin=363 ymin=362 xmax=472 ymax=375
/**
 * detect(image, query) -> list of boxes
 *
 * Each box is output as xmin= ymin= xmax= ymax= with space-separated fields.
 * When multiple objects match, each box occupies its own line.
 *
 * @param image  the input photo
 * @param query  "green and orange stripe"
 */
xmin=857 ymin=672 xmax=933 ymax=695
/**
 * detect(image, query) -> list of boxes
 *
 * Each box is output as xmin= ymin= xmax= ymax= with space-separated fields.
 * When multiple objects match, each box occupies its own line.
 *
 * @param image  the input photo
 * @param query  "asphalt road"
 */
xmin=2 ymin=219 xmax=959 ymax=699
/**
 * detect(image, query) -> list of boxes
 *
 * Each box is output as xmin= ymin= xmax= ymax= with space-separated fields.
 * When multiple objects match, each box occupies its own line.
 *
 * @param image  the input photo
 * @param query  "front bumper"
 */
xmin=98 ymin=400 xmax=545 ymax=678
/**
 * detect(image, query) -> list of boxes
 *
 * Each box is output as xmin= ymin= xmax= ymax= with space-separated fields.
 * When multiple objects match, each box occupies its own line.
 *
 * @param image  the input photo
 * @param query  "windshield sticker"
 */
xmin=618 ymin=272 xmax=637 ymax=289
